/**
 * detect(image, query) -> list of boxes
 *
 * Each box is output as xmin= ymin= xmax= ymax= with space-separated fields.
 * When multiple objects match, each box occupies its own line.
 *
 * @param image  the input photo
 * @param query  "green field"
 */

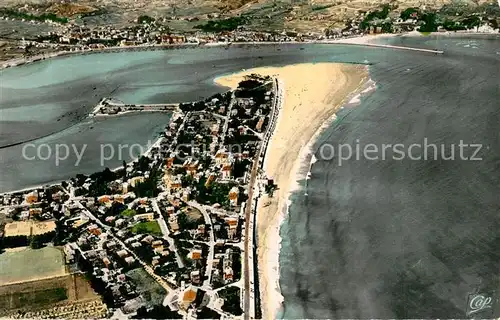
xmin=0 ymin=247 xmax=66 ymax=285
xmin=131 ymin=221 xmax=162 ymax=236
xmin=0 ymin=286 xmax=67 ymax=311
xmin=121 ymin=208 xmax=137 ymax=217
xmin=17 ymin=287 xmax=66 ymax=305
xmin=126 ymin=268 xmax=166 ymax=306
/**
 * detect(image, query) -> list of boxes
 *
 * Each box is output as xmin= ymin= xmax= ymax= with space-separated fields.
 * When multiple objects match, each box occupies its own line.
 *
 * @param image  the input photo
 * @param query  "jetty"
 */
xmin=90 ymin=98 xmax=180 ymax=117
xmin=330 ymin=39 xmax=444 ymax=54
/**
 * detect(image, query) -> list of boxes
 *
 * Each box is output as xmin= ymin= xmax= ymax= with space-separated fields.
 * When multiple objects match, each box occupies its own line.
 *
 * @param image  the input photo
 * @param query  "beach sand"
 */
xmin=215 ymin=63 xmax=368 ymax=319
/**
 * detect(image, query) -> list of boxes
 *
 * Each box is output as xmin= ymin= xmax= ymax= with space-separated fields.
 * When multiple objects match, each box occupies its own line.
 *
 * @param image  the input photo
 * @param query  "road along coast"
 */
xmin=215 ymin=63 xmax=369 ymax=319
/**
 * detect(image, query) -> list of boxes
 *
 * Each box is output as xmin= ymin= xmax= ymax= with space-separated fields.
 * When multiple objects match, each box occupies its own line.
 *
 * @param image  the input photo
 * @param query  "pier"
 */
xmin=90 ymin=98 xmax=180 ymax=117
xmin=331 ymin=39 xmax=445 ymax=54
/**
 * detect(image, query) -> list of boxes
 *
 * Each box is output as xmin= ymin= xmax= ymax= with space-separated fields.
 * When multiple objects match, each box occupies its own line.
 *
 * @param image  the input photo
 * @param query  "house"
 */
xmin=197 ymin=224 xmax=205 ymax=236
xmin=180 ymin=286 xmax=198 ymax=310
xmin=133 ymin=212 xmax=155 ymax=222
xmin=215 ymin=151 xmax=228 ymax=165
xmin=211 ymin=123 xmax=220 ymax=136
xmin=128 ymin=176 xmax=145 ymax=187
xmin=115 ymin=218 xmax=126 ymax=227
xmin=225 ymin=216 xmax=238 ymax=240
xmin=114 ymin=195 xmax=125 ymax=204
xmin=124 ymin=256 xmax=135 ymax=265
xmin=166 ymin=206 xmax=175 ymax=216
xmin=168 ymin=178 xmax=182 ymax=191
xmin=185 ymin=161 xmax=199 ymax=176
xmin=190 ymin=270 xmax=201 ymax=285
xmin=228 ymin=187 xmax=239 ymax=206
xmin=221 ymin=164 xmax=232 ymax=179
xmin=166 ymin=157 xmax=175 ymax=169
xmin=29 ymin=207 xmax=43 ymax=216
xmin=131 ymin=242 xmax=142 ymax=248
xmin=255 ymin=116 xmax=266 ymax=132
xmin=162 ymin=35 xmax=186 ymax=44
xmin=25 ymin=191 xmax=38 ymax=204
xmin=102 ymin=257 xmax=111 ymax=268
xmin=142 ymin=235 xmax=154 ymax=244
xmin=223 ymin=248 xmax=234 ymax=283
xmin=152 ymin=240 xmax=163 ymax=248
xmin=189 ymin=249 xmax=202 ymax=260
xmin=87 ymin=224 xmax=102 ymax=236
xmin=97 ymin=195 xmax=111 ymax=204
xmin=117 ymin=249 xmax=128 ymax=258
xmin=168 ymin=215 xmax=179 ymax=232
xmin=51 ymin=191 xmax=65 ymax=201
xmin=152 ymin=256 xmax=160 ymax=266
xmin=182 ymin=189 xmax=190 ymax=202
xmin=122 ymin=182 xmax=129 ymax=194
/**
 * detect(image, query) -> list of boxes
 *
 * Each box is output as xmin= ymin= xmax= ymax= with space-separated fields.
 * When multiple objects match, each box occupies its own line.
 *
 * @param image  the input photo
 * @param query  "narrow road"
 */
xmin=64 ymin=189 xmax=174 ymax=293
xmin=152 ymin=199 xmax=185 ymax=268
xmin=220 ymin=91 xmax=236 ymax=148
xmin=188 ymin=201 xmax=215 ymax=289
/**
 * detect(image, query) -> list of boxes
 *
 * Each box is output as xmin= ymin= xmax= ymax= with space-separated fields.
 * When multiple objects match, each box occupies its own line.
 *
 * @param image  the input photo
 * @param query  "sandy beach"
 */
xmin=215 ymin=63 xmax=369 ymax=319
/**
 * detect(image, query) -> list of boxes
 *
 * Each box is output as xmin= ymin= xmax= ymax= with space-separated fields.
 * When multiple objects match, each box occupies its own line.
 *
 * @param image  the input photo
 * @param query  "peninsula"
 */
xmin=215 ymin=63 xmax=369 ymax=319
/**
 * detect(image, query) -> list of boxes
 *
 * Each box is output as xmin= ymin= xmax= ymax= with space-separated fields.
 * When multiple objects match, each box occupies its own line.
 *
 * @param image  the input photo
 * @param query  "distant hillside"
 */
xmin=0 ymin=0 xmax=496 ymax=32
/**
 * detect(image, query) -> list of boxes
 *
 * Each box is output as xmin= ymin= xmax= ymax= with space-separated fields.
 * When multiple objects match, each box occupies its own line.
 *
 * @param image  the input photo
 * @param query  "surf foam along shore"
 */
xmin=214 ymin=63 xmax=369 ymax=319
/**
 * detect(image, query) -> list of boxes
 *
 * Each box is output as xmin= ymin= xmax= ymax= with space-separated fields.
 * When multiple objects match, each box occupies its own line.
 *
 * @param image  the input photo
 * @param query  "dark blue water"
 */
xmin=279 ymin=35 xmax=500 ymax=318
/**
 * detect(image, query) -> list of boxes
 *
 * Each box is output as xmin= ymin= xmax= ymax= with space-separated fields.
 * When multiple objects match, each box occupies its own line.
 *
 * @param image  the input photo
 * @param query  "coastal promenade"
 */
xmin=243 ymin=78 xmax=282 ymax=320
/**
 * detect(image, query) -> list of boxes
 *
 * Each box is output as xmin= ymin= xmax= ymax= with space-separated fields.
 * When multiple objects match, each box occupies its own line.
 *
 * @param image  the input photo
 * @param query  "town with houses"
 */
xmin=0 ymin=1 xmax=498 ymax=318
xmin=0 ymin=74 xmax=280 ymax=319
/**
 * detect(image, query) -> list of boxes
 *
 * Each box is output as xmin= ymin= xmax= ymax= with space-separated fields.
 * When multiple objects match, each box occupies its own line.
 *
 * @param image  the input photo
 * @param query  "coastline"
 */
xmin=215 ymin=63 xmax=369 ymax=319
xmin=0 ymin=34 xmax=395 ymax=71
xmin=1 ymin=31 xmax=498 ymax=71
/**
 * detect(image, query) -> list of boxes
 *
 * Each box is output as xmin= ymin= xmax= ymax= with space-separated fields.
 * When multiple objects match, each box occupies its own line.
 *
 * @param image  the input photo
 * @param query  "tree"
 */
xmin=29 ymin=235 xmax=44 ymax=249
xmin=122 ymin=160 xmax=127 ymax=180
xmin=219 ymin=287 xmax=243 ymax=315
xmin=400 ymin=7 xmax=419 ymax=20
xmin=133 ymin=305 xmax=182 ymax=319
xmin=137 ymin=15 xmax=155 ymax=24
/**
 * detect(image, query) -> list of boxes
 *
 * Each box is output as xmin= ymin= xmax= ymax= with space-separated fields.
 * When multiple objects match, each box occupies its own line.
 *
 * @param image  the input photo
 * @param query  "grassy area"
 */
xmin=0 ymin=8 xmax=68 ymax=24
xmin=0 ymin=247 xmax=66 ymax=285
xmin=194 ymin=17 xmax=246 ymax=32
xmin=131 ymin=221 xmax=162 ymax=236
xmin=126 ymin=268 xmax=166 ymax=306
xmin=0 ymin=274 xmax=98 ymax=313
xmin=0 ymin=287 xmax=67 ymax=311
xmin=121 ymin=208 xmax=137 ymax=217
xmin=311 ymin=4 xmax=334 ymax=11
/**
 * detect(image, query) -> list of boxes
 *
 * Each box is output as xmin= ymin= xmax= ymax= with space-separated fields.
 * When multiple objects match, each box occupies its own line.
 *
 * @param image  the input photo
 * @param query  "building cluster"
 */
xmin=0 ymin=187 xmax=68 ymax=240
xmin=0 ymin=75 xmax=276 ymax=318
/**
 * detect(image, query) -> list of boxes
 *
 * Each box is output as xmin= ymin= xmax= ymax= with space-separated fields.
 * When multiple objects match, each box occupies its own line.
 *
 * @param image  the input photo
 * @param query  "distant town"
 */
xmin=0 ymin=74 xmax=280 ymax=319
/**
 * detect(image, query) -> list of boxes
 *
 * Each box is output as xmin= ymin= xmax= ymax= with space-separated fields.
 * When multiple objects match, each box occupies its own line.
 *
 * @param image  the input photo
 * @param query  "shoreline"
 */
xmin=1 ymin=31 xmax=498 ymax=71
xmin=214 ymin=63 xmax=370 ymax=319
xmin=0 ymin=33 xmax=397 ymax=70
